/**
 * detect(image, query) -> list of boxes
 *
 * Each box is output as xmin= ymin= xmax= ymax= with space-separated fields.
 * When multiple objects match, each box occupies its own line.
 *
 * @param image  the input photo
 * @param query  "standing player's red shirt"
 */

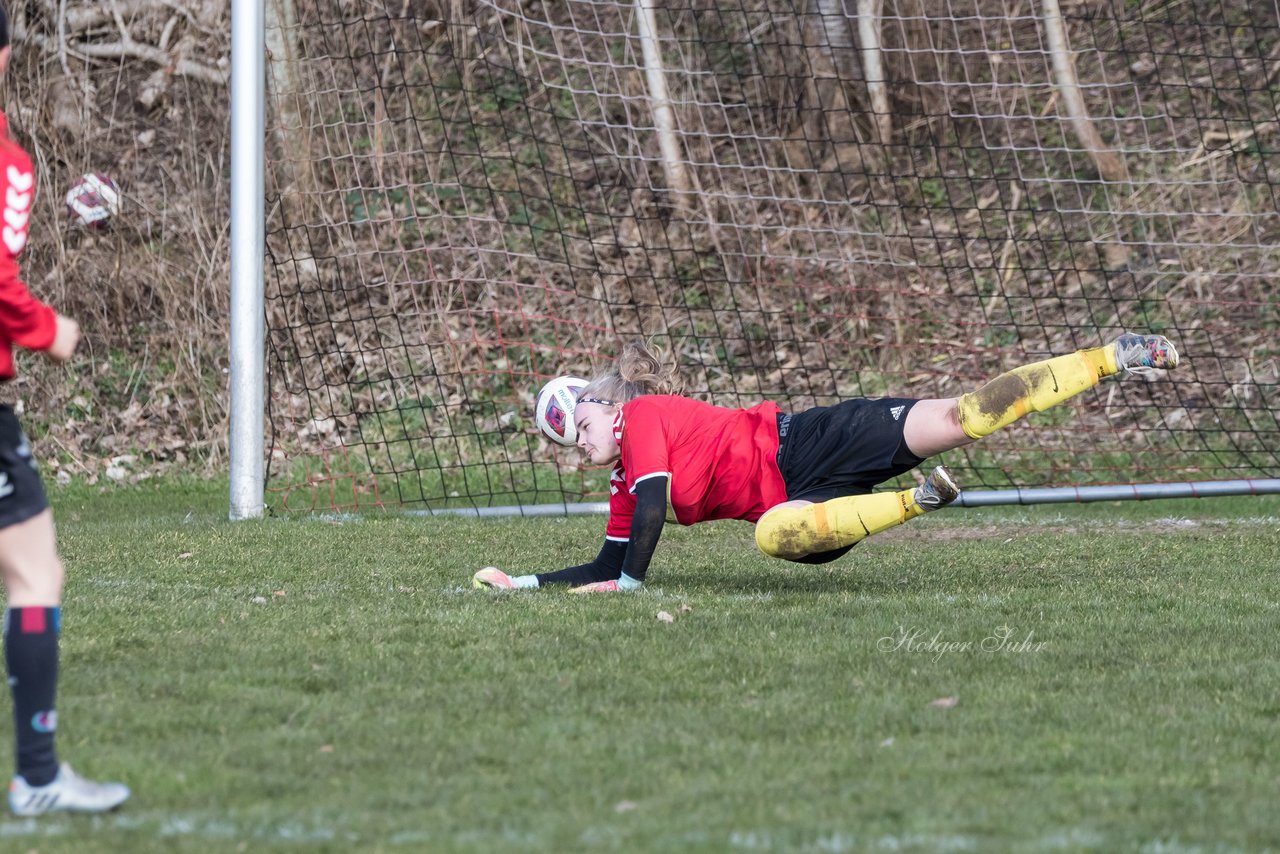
xmin=604 ymin=395 xmax=788 ymax=541
xmin=0 ymin=111 xmax=56 ymax=381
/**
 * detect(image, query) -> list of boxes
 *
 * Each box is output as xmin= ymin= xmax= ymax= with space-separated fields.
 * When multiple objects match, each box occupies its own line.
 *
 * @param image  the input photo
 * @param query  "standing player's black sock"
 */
xmin=4 ymin=607 xmax=60 ymax=786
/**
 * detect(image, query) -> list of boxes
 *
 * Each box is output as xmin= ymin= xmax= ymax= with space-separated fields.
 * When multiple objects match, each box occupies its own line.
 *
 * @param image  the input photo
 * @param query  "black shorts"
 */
xmin=0 ymin=406 xmax=48 ymax=531
xmin=776 ymin=397 xmax=925 ymax=503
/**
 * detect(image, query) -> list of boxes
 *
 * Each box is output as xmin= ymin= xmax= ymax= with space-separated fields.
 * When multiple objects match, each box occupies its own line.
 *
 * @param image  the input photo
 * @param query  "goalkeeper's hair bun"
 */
xmin=579 ymin=339 xmax=682 ymax=404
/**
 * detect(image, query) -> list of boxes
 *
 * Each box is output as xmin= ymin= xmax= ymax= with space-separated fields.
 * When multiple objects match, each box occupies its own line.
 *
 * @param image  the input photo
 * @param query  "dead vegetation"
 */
xmin=3 ymin=1 xmax=1277 ymax=498
xmin=4 ymin=0 xmax=229 ymax=483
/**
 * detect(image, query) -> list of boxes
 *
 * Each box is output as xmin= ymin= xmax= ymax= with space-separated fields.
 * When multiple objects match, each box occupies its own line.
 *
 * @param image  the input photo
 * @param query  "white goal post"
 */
xmin=229 ymin=0 xmax=265 ymax=521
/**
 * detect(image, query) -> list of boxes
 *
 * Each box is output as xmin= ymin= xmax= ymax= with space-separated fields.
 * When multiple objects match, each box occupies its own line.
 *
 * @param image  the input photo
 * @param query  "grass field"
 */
xmin=1 ymin=480 xmax=1277 ymax=852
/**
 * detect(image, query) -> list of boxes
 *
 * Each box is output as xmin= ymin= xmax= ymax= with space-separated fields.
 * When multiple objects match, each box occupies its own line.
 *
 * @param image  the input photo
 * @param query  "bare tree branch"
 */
xmin=16 ymin=0 xmax=227 ymax=87
xmin=70 ymin=40 xmax=227 ymax=85
xmin=158 ymin=14 xmax=180 ymax=52
xmin=856 ymin=0 xmax=891 ymax=145
xmin=1040 ymin=0 xmax=1128 ymax=183
xmin=635 ymin=0 xmax=693 ymax=210
xmin=157 ymin=0 xmax=221 ymax=38
xmin=57 ymin=0 xmax=73 ymax=77
xmin=48 ymin=0 xmax=157 ymax=35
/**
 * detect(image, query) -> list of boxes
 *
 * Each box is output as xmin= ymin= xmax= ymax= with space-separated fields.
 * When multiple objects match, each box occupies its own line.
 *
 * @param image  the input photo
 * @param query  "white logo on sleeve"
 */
xmin=890 ymin=405 xmax=905 ymax=421
xmin=3 ymin=166 xmax=34 ymax=255
xmin=0 ymin=472 xmax=12 ymax=499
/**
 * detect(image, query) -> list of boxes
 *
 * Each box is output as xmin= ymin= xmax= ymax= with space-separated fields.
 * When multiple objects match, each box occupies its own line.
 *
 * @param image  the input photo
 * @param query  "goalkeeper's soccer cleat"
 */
xmin=1112 ymin=333 xmax=1179 ymax=378
xmin=9 ymin=763 xmax=130 ymax=816
xmin=914 ymin=465 xmax=960 ymax=511
xmin=472 ymin=567 xmax=515 ymax=590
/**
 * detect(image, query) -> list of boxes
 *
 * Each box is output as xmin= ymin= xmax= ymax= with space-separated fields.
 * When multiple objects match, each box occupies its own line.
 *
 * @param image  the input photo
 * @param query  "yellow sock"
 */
xmin=755 ymin=488 xmax=925 ymax=560
xmin=955 ymin=346 xmax=1117 ymax=440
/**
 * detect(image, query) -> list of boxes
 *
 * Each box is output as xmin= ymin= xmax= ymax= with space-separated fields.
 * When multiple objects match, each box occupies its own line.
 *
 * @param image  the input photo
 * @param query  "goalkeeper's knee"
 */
xmin=755 ymin=503 xmax=842 ymax=561
xmin=755 ymin=491 xmax=921 ymax=561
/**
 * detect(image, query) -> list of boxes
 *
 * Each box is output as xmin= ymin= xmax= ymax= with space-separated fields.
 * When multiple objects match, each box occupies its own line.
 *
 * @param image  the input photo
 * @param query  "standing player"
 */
xmin=0 ymin=5 xmax=130 ymax=815
xmin=474 ymin=331 xmax=1178 ymax=593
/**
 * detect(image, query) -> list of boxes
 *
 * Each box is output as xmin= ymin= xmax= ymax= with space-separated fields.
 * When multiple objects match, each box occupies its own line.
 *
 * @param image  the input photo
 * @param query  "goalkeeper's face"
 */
xmin=574 ymin=402 xmax=621 ymax=465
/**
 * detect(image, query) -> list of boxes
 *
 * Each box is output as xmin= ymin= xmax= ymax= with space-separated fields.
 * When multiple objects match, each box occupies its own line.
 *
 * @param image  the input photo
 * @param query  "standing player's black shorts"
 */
xmin=0 ymin=405 xmax=48 ymax=531
xmin=775 ymin=397 xmax=925 ymax=503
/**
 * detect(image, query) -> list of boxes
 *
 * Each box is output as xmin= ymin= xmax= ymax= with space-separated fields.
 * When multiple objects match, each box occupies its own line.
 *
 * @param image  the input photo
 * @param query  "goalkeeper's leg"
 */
xmin=902 ymin=333 xmax=1179 ymax=457
xmin=755 ymin=334 xmax=1179 ymax=562
xmin=755 ymin=466 xmax=959 ymax=561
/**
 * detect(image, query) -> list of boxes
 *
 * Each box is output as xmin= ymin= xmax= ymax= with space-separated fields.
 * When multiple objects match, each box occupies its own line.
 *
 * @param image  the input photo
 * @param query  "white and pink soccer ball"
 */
xmin=535 ymin=375 xmax=587 ymax=446
xmin=65 ymin=173 xmax=120 ymax=227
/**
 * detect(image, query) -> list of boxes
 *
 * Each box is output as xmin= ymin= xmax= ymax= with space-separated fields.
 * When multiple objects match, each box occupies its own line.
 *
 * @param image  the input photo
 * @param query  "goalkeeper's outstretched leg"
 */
xmin=755 ymin=333 xmax=1179 ymax=563
xmin=903 ymin=332 xmax=1179 ymax=457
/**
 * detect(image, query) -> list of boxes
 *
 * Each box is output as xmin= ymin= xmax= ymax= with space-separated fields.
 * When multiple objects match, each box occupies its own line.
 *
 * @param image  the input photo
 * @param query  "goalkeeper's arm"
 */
xmin=531 ymin=476 xmax=667 ymax=589
xmin=533 ymin=539 xmax=626 ymax=587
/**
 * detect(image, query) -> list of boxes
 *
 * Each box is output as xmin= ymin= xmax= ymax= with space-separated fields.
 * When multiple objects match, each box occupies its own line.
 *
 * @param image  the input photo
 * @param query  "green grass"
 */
xmin=3 ymin=480 xmax=1279 ymax=851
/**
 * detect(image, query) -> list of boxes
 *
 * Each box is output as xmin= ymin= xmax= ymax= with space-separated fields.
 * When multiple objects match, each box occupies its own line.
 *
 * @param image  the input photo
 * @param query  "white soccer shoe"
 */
xmin=914 ymin=464 xmax=961 ymax=511
xmin=9 ymin=763 xmax=130 ymax=816
xmin=472 ymin=567 xmax=516 ymax=590
xmin=1112 ymin=333 xmax=1180 ymax=379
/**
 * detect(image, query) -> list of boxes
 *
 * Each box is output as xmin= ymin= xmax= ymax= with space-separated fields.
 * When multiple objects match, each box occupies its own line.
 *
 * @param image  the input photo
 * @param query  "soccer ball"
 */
xmin=535 ymin=375 xmax=587 ymax=446
xmin=65 ymin=173 xmax=120 ymax=227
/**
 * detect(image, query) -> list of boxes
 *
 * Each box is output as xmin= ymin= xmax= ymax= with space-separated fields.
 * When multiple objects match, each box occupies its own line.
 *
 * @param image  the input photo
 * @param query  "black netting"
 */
xmin=263 ymin=0 xmax=1280 ymax=512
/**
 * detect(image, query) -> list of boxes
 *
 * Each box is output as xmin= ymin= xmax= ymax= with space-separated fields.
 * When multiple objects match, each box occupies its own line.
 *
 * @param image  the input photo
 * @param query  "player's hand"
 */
xmin=46 ymin=315 xmax=81 ymax=362
xmin=569 ymin=579 xmax=628 ymax=593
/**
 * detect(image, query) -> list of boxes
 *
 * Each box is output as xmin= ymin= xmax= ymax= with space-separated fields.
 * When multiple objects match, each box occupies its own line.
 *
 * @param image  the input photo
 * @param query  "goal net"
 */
xmin=262 ymin=0 xmax=1279 ymax=513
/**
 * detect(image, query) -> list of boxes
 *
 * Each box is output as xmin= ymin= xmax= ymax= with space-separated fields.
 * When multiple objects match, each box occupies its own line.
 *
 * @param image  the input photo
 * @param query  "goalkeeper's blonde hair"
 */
xmin=580 ymin=339 xmax=682 ymax=403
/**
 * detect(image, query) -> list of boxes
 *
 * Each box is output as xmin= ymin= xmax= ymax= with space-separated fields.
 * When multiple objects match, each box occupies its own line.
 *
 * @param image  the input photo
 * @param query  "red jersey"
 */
xmin=604 ymin=395 xmax=788 ymax=540
xmin=0 ymin=111 xmax=57 ymax=381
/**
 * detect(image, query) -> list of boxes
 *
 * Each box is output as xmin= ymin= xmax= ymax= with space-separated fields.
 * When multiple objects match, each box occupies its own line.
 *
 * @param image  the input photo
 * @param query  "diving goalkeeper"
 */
xmin=474 ymin=334 xmax=1179 ymax=592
